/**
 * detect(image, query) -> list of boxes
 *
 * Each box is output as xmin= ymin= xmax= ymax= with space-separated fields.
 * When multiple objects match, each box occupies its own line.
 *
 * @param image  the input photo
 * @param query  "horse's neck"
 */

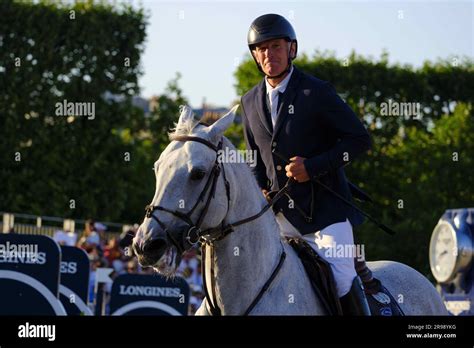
xmin=205 ymin=165 xmax=282 ymax=315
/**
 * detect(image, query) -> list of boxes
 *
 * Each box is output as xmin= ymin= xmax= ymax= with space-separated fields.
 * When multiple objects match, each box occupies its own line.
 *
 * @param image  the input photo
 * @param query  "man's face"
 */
xmin=252 ymin=38 xmax=295 ymax=76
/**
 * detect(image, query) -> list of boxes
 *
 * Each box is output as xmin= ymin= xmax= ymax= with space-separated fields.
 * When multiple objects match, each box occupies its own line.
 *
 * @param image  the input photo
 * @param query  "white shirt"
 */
xmin=265 ymin=66 xmax=294 ymax=127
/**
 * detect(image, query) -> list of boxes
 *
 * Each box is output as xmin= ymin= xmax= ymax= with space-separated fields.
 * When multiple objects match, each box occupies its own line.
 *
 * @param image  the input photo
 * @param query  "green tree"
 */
xmin=148 ymin=72 xmax=188 ymax=155
xmin=355 ymin=103 xmax=474 ymax=277
xmin=123 ymin=74 xmax=190 ymax=223
xmin=0 ymin=0 xmax=147 ymax=221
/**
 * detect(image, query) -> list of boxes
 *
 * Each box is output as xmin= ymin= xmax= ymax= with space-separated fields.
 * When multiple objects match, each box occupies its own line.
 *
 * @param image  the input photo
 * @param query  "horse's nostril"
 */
xmin=143 ymin=238 xmax=167 ymax=259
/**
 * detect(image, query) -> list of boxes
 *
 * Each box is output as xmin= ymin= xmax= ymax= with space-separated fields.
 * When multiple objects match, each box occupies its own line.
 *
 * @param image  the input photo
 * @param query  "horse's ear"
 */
xmin=177 ymin=105 xmax=195 ymax=126
xmin=208 ymin=105 xmax=238 ymax=138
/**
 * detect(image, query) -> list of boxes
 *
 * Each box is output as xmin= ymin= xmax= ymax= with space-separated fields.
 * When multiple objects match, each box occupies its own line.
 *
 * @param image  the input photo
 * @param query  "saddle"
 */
xmin=286 ymin=237 xmax=404 ymax=316
xmin=285 ymin=237 xmax=342 ymax=314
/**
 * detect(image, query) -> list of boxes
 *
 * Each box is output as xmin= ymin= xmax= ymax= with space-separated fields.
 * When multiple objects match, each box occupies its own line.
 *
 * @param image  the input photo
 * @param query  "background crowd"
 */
xmin=53 ymin=219 xmax=204 ymax=315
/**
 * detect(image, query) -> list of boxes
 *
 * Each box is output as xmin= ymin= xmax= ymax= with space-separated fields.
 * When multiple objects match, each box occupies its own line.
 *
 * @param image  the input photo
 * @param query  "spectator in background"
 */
xmin=87 ymin=251 xmax=107 ymax=304
xmin=177 ymin=249 xmax=199 ymax=275
xmin=119 ymin=226 xmax=137 ymax=250
xmin=93 ymin=222 xmax=108 ymax=254
xmin=77 ymin=219 xmax=99 ymax=253
xmin=174 ymin=249 xmax=204 ymax=315
xmin=126 ymin=259 xmax=138 ymax=274
xmin=182 ymin=266 xmax=194 ymax=283
xmin=193 ymin=261 xmax=203 ymax=289
xmin=104 ymin=238 xmax=121 ymax=265
xmin=111 ymin=258 xmax=126 ymax=276
xmin=53 ymin=229 xmax=77 ymax=246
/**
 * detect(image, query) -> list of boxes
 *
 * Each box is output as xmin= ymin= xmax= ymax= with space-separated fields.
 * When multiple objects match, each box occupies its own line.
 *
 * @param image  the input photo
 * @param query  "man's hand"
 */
xmin=285 ymin=156 xmax=310 ymax=183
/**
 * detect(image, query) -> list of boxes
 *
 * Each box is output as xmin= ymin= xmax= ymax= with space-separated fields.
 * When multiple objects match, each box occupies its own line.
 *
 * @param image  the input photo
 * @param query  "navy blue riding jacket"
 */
xmin=240 ymin=66 xmax=371 ymax=235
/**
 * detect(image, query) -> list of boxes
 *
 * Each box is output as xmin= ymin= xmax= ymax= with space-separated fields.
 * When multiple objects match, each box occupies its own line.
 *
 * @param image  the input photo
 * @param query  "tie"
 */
xmin=268 ymin=88 xmax=281 ymax=127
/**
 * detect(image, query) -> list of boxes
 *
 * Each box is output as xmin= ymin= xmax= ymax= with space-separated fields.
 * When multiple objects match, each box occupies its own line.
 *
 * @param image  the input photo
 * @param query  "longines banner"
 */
xmin=0 ymin=234 xmax=66 ymax=315
xmin=110 ymin=273 xmax=189 ymax=316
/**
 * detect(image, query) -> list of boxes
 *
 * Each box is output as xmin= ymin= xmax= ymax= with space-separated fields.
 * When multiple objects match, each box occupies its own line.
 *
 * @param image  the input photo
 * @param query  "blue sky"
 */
xmin=138 ymin=0 xmax=473 ymax=108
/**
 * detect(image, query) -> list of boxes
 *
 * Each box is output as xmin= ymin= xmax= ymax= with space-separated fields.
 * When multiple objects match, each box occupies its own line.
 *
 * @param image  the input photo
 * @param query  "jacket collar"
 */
xmin=254 ymin=66 xmax=303 ymax=138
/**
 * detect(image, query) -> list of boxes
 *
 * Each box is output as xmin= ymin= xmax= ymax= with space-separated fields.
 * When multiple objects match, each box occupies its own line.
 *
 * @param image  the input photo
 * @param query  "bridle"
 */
xmin=145 ymin=136 xmax=227 ymax=253
xmin=143 ymin=134 xmax=290 ymax=315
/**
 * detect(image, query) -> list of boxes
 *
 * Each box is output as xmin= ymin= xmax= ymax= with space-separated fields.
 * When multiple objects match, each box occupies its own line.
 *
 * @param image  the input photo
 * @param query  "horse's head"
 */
xmin=132 ymin=104 xmax=238 ymax=275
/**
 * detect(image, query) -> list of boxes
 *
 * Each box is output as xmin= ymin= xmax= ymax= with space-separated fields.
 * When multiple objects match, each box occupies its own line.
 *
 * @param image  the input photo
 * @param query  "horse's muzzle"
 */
xmin=133 ymin=237 xmax=168 ymax=267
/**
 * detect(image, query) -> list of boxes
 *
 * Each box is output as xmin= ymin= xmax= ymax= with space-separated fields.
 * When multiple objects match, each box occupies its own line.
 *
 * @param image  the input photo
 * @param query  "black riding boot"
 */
xmin=339 ymin=276 xmax=371 ymax=316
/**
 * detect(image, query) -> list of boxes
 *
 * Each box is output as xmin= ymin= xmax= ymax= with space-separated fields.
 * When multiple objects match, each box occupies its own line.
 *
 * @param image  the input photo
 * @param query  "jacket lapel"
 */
xmin=255 ymin=80 xmax=273 ymax=136
xmin=272 ymin=67 xmax=303 ymax=141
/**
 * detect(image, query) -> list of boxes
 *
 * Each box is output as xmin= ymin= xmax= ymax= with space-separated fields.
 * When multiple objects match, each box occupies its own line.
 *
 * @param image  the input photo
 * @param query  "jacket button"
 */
xmin=272 ymin=142 xmax=277 ymax=148
xmin=276 ymin=165 xmax=282 ymax=171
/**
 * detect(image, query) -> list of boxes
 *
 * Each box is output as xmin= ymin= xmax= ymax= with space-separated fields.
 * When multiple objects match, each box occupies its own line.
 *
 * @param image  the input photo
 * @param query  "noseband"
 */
xmin=143 ymin=134 xmax=289 ymax=315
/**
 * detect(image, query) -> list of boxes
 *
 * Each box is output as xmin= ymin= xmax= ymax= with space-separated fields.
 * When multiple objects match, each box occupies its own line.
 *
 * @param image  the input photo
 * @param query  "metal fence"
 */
xmin=1 ymin=211 xmax=132 ymax=242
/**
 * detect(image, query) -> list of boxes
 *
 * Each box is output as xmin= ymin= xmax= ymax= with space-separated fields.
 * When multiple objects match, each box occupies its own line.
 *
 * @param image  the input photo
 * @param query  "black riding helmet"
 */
xmin=247 ymin=14 xmax=298 ymax=78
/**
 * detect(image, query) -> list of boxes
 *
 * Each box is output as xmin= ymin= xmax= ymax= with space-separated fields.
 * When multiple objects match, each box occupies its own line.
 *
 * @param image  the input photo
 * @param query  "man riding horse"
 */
xmin=240 ymin=13 xmax=372 ymax=315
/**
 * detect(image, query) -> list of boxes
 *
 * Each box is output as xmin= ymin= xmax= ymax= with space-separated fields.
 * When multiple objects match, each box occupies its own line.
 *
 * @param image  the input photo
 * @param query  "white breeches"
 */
xmin=276 ymin=213 xmax=358 ymax=297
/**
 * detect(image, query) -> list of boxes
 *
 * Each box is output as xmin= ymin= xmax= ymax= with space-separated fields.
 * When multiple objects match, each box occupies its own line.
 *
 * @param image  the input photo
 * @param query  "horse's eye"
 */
xmin=190 ymin=168 xmax=206 ymax=181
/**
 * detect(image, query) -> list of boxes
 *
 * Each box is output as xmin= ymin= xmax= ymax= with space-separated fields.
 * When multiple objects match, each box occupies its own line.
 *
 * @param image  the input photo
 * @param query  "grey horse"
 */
xmin=133 ymin=105 xmax=448 ymax=316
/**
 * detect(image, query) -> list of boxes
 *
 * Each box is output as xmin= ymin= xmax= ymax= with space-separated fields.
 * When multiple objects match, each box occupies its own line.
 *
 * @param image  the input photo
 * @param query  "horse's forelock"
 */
xmin=168 ymin=119 xmax=213 ymax=142
xmin=168 ymin=118 xmax=201 ymax=140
